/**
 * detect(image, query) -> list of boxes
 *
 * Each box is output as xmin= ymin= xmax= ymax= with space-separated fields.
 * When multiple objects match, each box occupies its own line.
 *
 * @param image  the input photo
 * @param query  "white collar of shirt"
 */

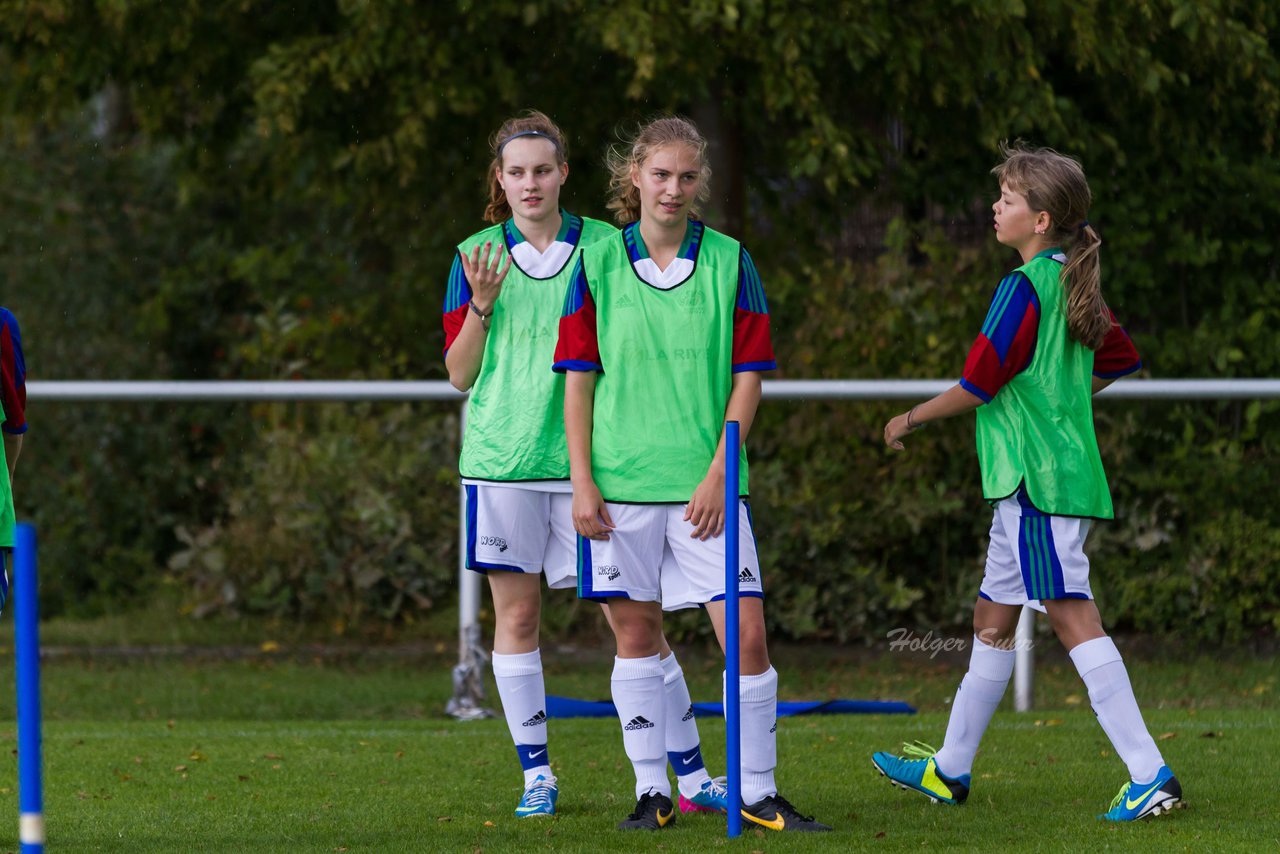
xmin=632 ymin=256 xmax=694 ymax=290
xmin=511 ymin=239 xmax=574 ymax=278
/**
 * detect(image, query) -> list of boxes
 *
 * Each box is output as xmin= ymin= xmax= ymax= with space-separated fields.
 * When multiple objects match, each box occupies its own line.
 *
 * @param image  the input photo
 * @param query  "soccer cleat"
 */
xmin=618 ymin=792 xmax=676 ymax=830
xmin=679 ymin=776 xmax=729 ymax=814
xmin=740 ymin=793 xmax=832 ymax=832
xmin=514 ymin=775 xmax=558 ymax=818
xmin=1100 ymin=765 xmax=1183 ymax=821
xmin=871 ymin=741 xmax=970 ymax=805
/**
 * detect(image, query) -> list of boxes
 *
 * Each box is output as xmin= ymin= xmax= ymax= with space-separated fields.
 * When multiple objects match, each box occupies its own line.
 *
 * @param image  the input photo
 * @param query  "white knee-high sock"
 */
xmin=661 ymin=651 xmax=712 ymax=800
xmin=492 ymin=649 xmax=552 ymax=786
xmin=1070 ymin=636 xmax=1164 ymax=784
xmin=933 ymin=636 xmax=1015 ymax=778
xmin=612 ymin=654 xmax=669 ymax=799
xmin=727 ymin=667 xmax=778 ymax=805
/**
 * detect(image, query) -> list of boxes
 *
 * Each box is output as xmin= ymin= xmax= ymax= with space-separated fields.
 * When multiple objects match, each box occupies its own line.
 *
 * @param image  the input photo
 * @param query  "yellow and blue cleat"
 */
xmin=514 ymin=774 xmax=558 ymax=818
xmin=871 ymin=742 xmax=970 ymax=805
xmin=1100 ymin=765 xmax=1182 ymax=821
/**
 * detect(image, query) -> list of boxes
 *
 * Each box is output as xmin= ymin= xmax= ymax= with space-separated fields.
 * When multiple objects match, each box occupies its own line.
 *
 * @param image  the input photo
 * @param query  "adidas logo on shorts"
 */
xmin=522 ymin=710 xmax=547 ymax=727
xmin=682 ymin=706 xmax=695 ymax=722
xmin=739 ymin=567 xmax=756 ymax=583
xmin=479 ymin=535 xmax=509 ymax=552
xmin=624 ymin=716 xmax=655 ymax=731
xmin=596 ymin=564 xmax=621 ymax=581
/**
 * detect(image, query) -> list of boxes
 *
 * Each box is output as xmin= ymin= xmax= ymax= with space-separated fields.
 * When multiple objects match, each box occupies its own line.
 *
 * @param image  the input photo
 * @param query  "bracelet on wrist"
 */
xmin=469 ymin=299 xmax=493 ymax=330
xmin=906 ymin=405 xmax=923 ymax=430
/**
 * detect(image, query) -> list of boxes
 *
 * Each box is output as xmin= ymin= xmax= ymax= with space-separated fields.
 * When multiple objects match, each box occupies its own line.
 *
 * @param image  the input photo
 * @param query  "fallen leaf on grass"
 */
xmin=237 ymin=775 xmax=251 ymax=782
xmin=174 ymin=765 xmax=187 ymax=772
xmin=189 ymin=750 xmax=207 ymax=761
xmin=1200 ymin=731 xmax=1224 ymax=738
xmin=1157 ymin=732 xmax=1178 ymax=741
xmin=875 ymin=830 xmax=887 ymax=838
xmin=437 ymin=816 xmax=452 ymax=823
xmin=483 ymin=820 xmax=495 ymax=827
xmin=264 ymin=753 xmax=284 ymax=761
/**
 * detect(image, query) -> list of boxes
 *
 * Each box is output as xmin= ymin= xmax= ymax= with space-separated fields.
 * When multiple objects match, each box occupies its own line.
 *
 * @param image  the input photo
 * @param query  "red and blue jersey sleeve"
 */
xmin=441 ymin=252 xmax=472 ymax=356
xmin=1092 ymin=309 xmax=1142 ymax=378
xmin=0 ymin=308 xmax=28 ymax=435
xmin=960 ymin=272 xmax=1040 ymax=403
xmin=552 ymin=257 xmax=602 ymax=373
xmin=733 ymin=248 xmax=776 ymax=373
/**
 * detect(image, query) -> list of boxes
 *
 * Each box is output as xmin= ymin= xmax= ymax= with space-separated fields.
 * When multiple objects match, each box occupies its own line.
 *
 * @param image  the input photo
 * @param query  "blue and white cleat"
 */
xmin=1100 ymin=765 xmax=1182 ymax=821
xmin=871 ymin=741 xmax=970 ymax=805
xmin=514 ymin=774 xmax=558 ymax=818
xmin=679 ymin=776 xmax=729 ymax=814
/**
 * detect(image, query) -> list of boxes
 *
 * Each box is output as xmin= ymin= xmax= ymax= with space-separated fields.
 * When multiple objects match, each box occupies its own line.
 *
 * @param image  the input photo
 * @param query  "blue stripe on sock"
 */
xmin=516 ymin=743 xmax=550 ymax=770
xmin=668 ymin=746 xmax=706 ymax=776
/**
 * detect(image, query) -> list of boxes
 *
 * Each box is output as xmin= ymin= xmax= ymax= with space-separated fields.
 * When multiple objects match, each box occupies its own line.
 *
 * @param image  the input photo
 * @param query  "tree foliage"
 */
xmin=1 ymin=1 xmax=1276 ymax=640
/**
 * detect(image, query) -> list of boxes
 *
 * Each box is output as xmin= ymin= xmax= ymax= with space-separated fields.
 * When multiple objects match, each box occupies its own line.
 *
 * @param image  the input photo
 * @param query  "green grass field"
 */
xmin=0 ymin=610 xmax=1276 ymax=852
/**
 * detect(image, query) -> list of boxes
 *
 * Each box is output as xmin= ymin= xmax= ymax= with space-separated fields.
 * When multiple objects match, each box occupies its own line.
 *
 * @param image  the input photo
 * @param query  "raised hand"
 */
xmin=459 ymin=240 xmax=513 ymax=313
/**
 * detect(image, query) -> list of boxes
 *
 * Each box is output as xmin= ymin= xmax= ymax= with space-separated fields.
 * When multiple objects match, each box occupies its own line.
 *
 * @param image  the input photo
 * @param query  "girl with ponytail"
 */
xmin=871 ymin=145 xmax=1183 ymax=823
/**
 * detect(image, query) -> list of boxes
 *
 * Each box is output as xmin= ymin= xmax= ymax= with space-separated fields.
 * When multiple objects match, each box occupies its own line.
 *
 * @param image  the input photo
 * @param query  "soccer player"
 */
xmin=554 ymin=115 xmax=830 ymax=832
xmin=444 ymin=111 xmax=725 ymax=819
xmin=0 ymin=306 xmax=28 ymax=611
xmin=871 ymin=144 xmax=1182 ymax=822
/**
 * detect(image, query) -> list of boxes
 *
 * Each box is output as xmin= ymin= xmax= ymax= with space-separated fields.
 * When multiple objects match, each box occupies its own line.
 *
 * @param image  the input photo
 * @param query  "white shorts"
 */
xmin=576 ymin=500 xmax=765 ymax=611
xmin=978 ymin=488 xmax=1094 ymax=610
xmin=464 ymin=484 xmax=577 ymax=589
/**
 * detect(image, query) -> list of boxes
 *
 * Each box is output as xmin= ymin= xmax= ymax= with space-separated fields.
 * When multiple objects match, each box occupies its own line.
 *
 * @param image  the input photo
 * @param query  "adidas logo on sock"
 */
xmin=522 ymin=710 xmax=547 ymax=727
xmin=739 ymin=567 xmax=756 ymax=583
xmin=624 ymin=716 xmax=655 ymax=731
xmin=682 ymin=706 xmax=695 ymax=722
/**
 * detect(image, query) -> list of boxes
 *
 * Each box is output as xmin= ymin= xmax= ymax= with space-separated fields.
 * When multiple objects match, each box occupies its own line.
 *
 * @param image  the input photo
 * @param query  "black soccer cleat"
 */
xmin=618 ymin=792 xmax=676 ymax=830
xmin=741 ymin=793 xmax=832 ymax=832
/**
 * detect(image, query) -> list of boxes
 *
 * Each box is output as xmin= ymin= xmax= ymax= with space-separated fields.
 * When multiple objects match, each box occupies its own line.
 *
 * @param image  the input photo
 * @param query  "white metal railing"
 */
xmin=29 ymin=379 xmax=1280 ymax=714
xmin=29 ymin=377 xmax=1280 ymax=402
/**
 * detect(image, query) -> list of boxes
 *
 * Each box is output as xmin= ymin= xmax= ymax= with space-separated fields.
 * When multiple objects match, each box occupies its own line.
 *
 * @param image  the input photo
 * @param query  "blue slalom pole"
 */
xmin=14 ymin=523 xmax=44 ymax=854
xmin=724 ymin=421 xmax=741 ymax=838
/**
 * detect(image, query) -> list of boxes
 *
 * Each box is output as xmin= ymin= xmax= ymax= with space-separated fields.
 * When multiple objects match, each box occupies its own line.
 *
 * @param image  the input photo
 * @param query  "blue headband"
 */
xmin=497 ymin=130 xmax=563 ymax=158
xmin=1078 ymin=220 xmax=1091 ymax=233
